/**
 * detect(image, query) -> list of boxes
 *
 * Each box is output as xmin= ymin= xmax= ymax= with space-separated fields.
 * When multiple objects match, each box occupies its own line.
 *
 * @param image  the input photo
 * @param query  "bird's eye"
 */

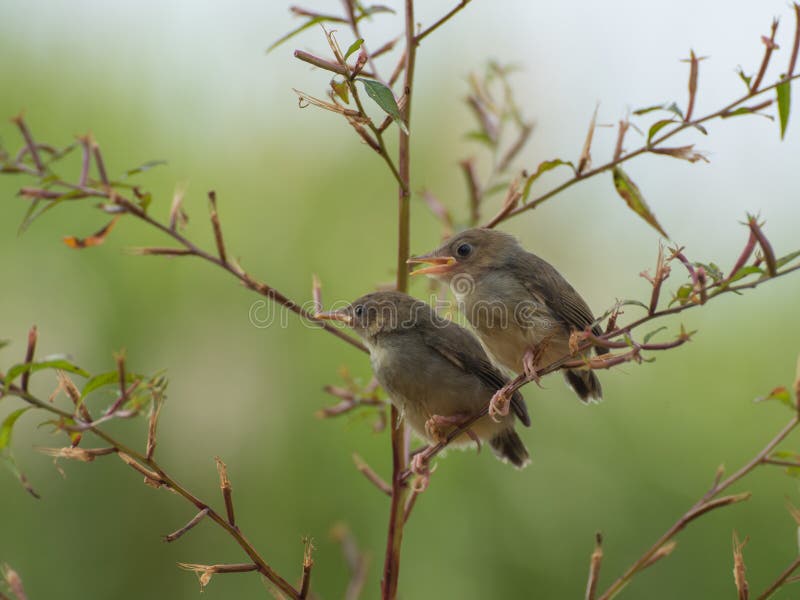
xmin=354 ymin=305 xmax=364 ymax=317
xmin=456 ymin=243 xmax=472 ymax=257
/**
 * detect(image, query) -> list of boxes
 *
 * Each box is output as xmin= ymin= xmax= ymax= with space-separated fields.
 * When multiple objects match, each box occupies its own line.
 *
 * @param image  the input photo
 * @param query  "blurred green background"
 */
xmin=2 ymin=1 xmax=800 ymax=598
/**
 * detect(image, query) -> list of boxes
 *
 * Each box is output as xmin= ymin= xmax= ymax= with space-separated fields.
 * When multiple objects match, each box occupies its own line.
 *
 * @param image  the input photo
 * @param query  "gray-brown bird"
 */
xmin=316 ymin=291 xmax=531 ymax=468
xmin=408 ymin=228 xmax=607 ymax=403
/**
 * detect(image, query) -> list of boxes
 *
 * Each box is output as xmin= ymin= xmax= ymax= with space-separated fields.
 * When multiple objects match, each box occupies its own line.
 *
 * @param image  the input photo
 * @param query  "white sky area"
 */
xmin=2 ymin=1 xmax=798 ymax=257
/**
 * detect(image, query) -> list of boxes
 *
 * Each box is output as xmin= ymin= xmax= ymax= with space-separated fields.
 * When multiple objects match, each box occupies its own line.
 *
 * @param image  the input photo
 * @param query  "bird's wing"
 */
xmin=516 ymin=254 xmax=609 ymax=355
xmin=422 ymin=323 xmax=531 ymax=427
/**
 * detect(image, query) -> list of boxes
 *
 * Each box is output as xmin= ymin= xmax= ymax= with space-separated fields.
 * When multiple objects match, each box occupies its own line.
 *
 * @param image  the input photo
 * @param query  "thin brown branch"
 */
xmin=597 ymin=415 xmax=799 ymax=600
xmin=216 ymin=457 xmax=236 ymax=527
xmin=164 ymin=508 xmax=210 ymax=542
xmin=788 ymin=4 xmax=800 ymax=79
xmin=489 ymin=72 xmax=800 ymax=227
xmin=207 ymin=190 xmax=227 ymax=264
xmin=382 ymin=3 xmax=417 ymax=597
xmin=10 ymin=385 xmax=303 ymax=599
xmin=10 ymin=114 xmax=44 ymax=174
xmin=415 ymin=0 xmax=472 ymax=43
xmin=293 ymin=49 xmax=374 ymax=78
xmin=751 ymin=19 xmax=780 ymax=93
xmin=756 ymin=556 xmax=800 ymax=600
xmin=353 ymin=453 xmax=392 ymax=496
xmin=299 ymin=537 xmax=314 ymax=599
xmin=460 ymin=158 xmax=481 ymax=225
xmin=585 ymin=532 xmax=604 ymax=600
xmin=20 ymin=325 xmax=37 ymax=393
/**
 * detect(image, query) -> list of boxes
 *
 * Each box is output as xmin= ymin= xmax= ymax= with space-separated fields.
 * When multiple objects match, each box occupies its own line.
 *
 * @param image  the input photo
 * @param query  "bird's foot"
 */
xmin=410 ymin=453 xmax=432 ymax=492
xmin=488 ymin=387 xmax=511 ymax=423
xmin=522 ymin=347 xmax=544 ymax=388
xmin=424 ymin=412 xmax=472 ymax=444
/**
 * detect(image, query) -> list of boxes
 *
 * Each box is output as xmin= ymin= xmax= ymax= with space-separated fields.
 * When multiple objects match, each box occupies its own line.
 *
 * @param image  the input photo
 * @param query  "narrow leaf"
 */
xmin=345 ymin=39 xmax=364 ymax=60
xmin=648 ymin=119 xmax=676 ymax=143
xmin=521 ymin=159 xmax=575 ymax=201
xmin=5 ymin=359 xmax=90 ymax=387
xmin=777 ymin=80 xmax=792 ymax=139
xmin=0 ymin=408 xmax=30 ymax=451
xmin=267 ymin=17 xmax=325 ymax=53
xmin=776 ymin=249 xmax=800 ymax=269
xmin=81 ymin=370 xmax=143 ymax=399
xmin=357 ymin=78 xmax=408 ymax=134
xmin=612 ymin=167 xmax=669 ymax=238
xmin=643 ymin=326 xmax=667 ymax=344
xmin=122 ymin=160 xmax=167 ymax=179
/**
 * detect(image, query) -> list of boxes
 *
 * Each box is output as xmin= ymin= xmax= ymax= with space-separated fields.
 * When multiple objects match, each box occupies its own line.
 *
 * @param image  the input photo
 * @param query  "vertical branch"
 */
xmin=383 ymin=3 xmax=417 ymax=599
xmin=20 ymin=325 xmax=37 ymax=393
xmin=208 ymin=190 xmax=228 ymax=264
xmin=585 ymin=532 xmax=604 ymax=600
xmin=215 ymin=457 xmax=236 ymax=527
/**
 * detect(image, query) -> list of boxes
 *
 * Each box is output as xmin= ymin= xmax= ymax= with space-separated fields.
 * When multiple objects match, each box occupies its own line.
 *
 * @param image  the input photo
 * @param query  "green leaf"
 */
xmin=777 ymin=80 xmax=791 ymax=139
xmin=344 ymin=38 xmax=364 ymax=60
xmin=755 ymin=386 xmax=794 ymax=410
xmin=737 ymin=67 xmax=752 ymax=90
xmin=643 ymin=326 xmax=667 ymax=344
xmin=648 ymin=119 xmax=676 ymax=143
xmin=81 ymin=370 xmax=143 ymax=399
xmin=122 ymin=160 xmax=167 ymax=179
xmin=612 ymin=167 xmax=669 ymax=238
xmin=521 ymin=159 xmax=575 ymax=201
xmin=0 ymin=407 xmax=30 ymax=451
xmin=465 ymin=131 xmax=494 ymax=146
xmin=632 ymin=104 xmax=666 ymax=116
xmin=729 ymin=265 xmax=764 ymax=283
xmin=5 ymin=359 xmax=90 ymax=388
xmin=776 ymin=249 xmax=800 ymax=269
xmin=664 ymin=102 xmax=684 ymax=119
xmin=669 ymin=283 xmax=694 ymax=306
xmin=267 ymin=17 xmax=326 ymax=53
xmin=357 ymin=78 xmax=408 ymax=134
xmin=0 ymin=340 xmax=10 ymax=350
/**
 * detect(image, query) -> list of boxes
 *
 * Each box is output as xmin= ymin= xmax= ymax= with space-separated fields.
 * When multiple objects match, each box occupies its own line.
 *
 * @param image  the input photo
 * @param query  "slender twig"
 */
xmin=598 ymin=415 xmax=800 ymax=600
xmin=164 ymin=508 xmax=210 ymax=542
xmin=585 ymin=533 xmax=603 ymax=600
xmin=489 ymin=72 xmax=800 ymax=227
xmin=415 ymin=0 xmax=472 ymax=43
xmin=20 ymin=325 xmax=36 ymax=393
xmin=7 ymin=385 xmax=303 ymax=600
xmin=756 ymin=556 xmax=800 ymax=600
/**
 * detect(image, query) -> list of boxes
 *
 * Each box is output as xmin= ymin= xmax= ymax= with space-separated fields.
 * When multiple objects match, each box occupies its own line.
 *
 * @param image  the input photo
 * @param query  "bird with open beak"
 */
xmin=316 ymin=291 xmax=531 ymax=468
xmin=408 ymin=228 xmax=608 ymax=408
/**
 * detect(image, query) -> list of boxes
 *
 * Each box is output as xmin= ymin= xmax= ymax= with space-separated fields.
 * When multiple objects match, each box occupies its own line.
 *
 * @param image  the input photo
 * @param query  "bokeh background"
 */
xmin=2 ymin=1 xmax=800 ymax=598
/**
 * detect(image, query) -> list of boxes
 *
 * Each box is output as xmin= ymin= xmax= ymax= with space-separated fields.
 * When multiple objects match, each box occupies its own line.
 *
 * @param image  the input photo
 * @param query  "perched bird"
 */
xmin=316 ymin=291 xmax=531 ymax=468
xmin=408 ymin=228 xmax=607 ymax=403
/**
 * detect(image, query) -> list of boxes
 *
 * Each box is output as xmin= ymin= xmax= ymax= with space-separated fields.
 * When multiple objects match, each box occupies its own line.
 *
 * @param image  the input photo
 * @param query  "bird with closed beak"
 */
xmin=408 ymin=228 xmax=607 ymax=405
xmin=316 ymin=291 xmax=531 ymax=468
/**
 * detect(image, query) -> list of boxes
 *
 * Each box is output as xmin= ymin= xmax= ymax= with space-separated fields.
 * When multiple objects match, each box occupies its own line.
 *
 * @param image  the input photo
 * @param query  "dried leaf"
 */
xmin=650 ymin=145 xmax=709 ymax=163
xmin=732 ymin=532 xmax=749 ymax=600
xmin=63 ymin=216 xmax=120 ymax=249
xmin=577 ymin=104 xmax=598 ymax=174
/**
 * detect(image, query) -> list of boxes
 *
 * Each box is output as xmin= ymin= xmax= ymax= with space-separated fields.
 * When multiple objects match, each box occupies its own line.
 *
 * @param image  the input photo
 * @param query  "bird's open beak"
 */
xmin=314 ymin=310 xmax=353 ymax=325
xmin=406 ymin=255 xmax=456 ymax=276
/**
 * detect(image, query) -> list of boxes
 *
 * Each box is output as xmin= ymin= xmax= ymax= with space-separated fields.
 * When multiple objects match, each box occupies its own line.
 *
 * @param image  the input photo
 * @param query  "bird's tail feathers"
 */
xmin=489 ymin=428 xmax=530 ymax=469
